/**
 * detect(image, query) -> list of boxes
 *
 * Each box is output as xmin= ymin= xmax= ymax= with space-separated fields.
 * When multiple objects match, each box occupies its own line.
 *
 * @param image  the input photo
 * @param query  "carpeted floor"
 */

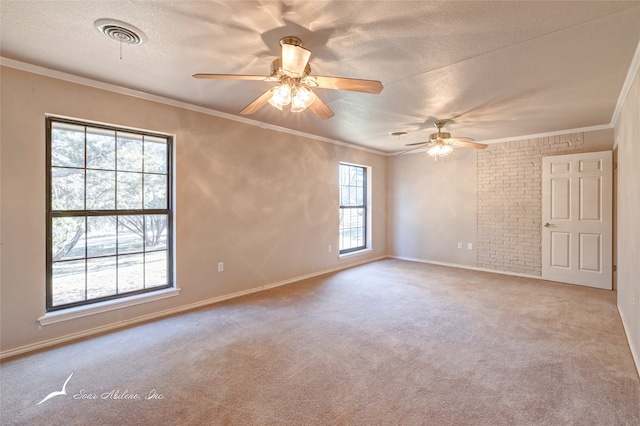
xmin=1 ymin=259 xmax=639 ymax=425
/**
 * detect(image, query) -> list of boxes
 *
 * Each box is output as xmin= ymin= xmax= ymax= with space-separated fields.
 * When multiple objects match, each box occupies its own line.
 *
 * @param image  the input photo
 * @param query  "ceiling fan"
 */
xmin=401 ymin=121 xmax=488 ymax=157
xmin=193 ymin=36 xmax=383 ymax=120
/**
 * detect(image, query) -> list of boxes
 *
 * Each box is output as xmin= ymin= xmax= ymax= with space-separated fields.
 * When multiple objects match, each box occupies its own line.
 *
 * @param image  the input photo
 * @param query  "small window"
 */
xmin=46 ymin=117 xmax=173 ymax=311
xmin=339 ymin=163 xmax=367 ymax=254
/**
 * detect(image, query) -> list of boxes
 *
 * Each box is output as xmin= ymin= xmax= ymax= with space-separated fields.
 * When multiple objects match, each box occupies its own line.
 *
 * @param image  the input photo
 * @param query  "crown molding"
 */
xmin=611 ymin=37 xmax=640 ymax=127
xmin=3 ymin=48 xmax=636 ymax=157
xmin=476 ymin=124 xmax=613 ymax=146
xmin=0 ymin=57 xmax=386 ymax=156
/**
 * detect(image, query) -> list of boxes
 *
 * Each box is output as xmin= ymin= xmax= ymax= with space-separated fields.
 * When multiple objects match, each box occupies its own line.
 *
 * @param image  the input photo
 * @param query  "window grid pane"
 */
xmin=47 ymin=118 xmax=172 ymax=312
xmin=86 ymin=127 xmax=115 ymax=170
xmin=86 ymin=170 xmax=116 ymax=210
xmin=52 ymin=260 xmax=86 ymax=306
xmin=339 ymin=163 xmax=367 ymax=254
xmin=51 ymin=168 xmax=85 ymax=210
xmin=51 ymin=123 xmax=85 ymax=168
xmin=87 ymin=257 xmax=117 ymax=300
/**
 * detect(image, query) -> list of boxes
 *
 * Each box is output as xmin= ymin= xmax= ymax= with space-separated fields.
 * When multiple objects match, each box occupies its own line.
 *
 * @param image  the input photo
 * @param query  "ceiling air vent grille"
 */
xmin=94 ymin=19 xmax=147 ymax=45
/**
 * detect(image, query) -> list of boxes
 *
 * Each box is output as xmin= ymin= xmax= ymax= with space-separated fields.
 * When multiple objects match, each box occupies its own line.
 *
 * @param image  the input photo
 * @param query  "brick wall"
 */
xmin=476 ymin=133 xmax=586 ymax=276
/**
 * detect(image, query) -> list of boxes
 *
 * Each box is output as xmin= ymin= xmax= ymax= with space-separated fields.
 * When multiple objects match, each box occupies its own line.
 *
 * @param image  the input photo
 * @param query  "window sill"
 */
xmin=339 ymin=248 xmax=373 ymax=260
xmin=37 ymin=287 xmax=181 ymax=326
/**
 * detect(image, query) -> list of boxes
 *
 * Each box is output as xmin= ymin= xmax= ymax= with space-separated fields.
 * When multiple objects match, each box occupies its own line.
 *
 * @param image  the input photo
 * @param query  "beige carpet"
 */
xmin=1 ymin=259 xmax=639 ymax=425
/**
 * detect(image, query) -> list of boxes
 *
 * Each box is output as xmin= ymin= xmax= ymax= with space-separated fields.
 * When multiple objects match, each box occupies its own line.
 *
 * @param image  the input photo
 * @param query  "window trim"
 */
xmin=339 ymin=162 xmax=369 ymax=255
xmin=45 ymin=116 xmax=174 ymax=312
xmin=37 ymin=287 xmax=181 ymax=326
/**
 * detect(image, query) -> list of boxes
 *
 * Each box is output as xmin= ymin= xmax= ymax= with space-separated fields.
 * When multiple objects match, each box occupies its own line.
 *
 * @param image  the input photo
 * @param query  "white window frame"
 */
xmin=338 ymin=162 xmax=372 ymax=258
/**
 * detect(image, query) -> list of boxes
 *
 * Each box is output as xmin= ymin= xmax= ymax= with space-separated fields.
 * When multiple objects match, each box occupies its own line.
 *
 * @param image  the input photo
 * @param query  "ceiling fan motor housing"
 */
xmin=430 ymin=131 xmax=451 ymax=142
xmin=279 ymin=36 xmax=303 ymax=47
xmin=270 ymin=58 xmax=311 ymax=79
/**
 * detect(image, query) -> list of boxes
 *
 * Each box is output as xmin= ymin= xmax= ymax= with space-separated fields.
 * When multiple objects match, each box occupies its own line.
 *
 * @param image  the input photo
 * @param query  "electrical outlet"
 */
xmin=467 ymin=242 xmax=473 ymax=250
xmin=457 ymin=242 xmax=463 ymax=249
xmin=218 ymin=262 xmax=224 ymax=272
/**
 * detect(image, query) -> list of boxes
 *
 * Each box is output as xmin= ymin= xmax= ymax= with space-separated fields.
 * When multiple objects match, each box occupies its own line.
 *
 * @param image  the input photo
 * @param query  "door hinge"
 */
xmin=613 ymin=265 xmax=617 ymax=272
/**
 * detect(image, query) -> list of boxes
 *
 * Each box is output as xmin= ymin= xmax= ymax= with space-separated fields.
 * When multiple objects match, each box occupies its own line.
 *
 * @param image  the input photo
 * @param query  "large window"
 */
xmin=339 ymin=163 xmax=367 ymax=254
xmin=46 ymin=117 xmax=173 ymax=312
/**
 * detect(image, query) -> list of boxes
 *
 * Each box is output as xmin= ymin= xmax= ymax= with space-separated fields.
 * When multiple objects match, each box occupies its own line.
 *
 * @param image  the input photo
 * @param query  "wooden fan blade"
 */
xmin=450 ymin=139 xmax=488 ymax=149
xmin=193 ymin=74 xmax=268 ymax=81
xmin=312 ymin=76 xmax=383 ymax=94
xmin=282 ymin=44 xmax=311 ymax=76
xmin=396 ymin=145 xmax=429 ymax=155
xmin=308 ymin=96 xmax=335 ymax=120
xmin=451 ymin=137 xmax=474 ymax=143
xmin=405 ymin=141 xmax=429 ymax=147
xmin=239 ymin=88 xmax=274 ymax=115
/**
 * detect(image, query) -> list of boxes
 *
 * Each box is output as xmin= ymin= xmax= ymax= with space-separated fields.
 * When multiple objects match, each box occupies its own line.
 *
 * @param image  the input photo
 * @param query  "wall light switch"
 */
xmin=467 ymin=243 xmax=474 ymax=250
xmin=457 ymin=242 xmax=463 ymax=249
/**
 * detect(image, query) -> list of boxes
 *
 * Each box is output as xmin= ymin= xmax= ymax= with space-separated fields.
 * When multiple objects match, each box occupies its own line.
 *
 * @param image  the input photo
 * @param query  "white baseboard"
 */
xmin=0 ymin=255 xmax=386 ymax=360
xmin=617 ymin=304 xmax=640 ymax=378
xmin=390 ymin=255 xmax=544 ymax=280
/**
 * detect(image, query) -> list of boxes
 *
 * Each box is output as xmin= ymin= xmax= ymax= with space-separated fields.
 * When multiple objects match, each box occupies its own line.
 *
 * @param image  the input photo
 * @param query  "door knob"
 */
xmin=544 ymin=223 xmax=551 ymax=227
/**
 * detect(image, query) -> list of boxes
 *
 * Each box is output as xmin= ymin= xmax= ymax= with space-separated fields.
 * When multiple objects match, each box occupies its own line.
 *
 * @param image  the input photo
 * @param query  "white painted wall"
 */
xmin=387 ymin=148 xmax=478 ymax=267
xmin=387 ymin=130 xmax=613 ymax=272
xmin=614 ymin=64 xmax=640 ymax=373
xmin=0 ymin=67 xmax=387 ymax=354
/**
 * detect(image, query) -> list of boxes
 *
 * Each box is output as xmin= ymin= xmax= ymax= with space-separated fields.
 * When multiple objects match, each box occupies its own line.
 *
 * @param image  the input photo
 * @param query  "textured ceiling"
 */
xmin=2 ymin=1 xmax=640 ymax=152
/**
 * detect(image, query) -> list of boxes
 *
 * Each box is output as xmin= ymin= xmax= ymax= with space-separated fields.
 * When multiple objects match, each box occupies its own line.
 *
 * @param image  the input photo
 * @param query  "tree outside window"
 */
xmin=47 ymin=118 xmax=172 ymax=311
xmin=339 ymin=163 xmax=367 ymax=253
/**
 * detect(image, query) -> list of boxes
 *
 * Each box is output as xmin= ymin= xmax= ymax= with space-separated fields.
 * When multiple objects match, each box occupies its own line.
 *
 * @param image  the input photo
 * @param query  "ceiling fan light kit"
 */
xmin=268 ymin=85 xmax=291 ymax=110
xmin=194 ymin=36 xmax=383 ymax=119
xmin=401 ymin=121 xmax=488 ymax=158
xmin=267 ymin=82 xmax=317 ymax=112
xmin=427 ymin=143 xmax=454 ymax=157
xmin=290 ymin=86 xmax=316 ymax=112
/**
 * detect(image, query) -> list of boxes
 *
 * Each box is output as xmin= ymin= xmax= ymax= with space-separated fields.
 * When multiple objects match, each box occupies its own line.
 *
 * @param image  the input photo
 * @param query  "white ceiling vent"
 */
xmin=94 ymin=19 xmax=147 ymax=45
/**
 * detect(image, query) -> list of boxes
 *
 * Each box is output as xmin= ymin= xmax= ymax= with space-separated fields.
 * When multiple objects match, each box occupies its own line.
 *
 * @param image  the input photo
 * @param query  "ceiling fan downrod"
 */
xmin=431 ymin=121 xmax=451 ymax=142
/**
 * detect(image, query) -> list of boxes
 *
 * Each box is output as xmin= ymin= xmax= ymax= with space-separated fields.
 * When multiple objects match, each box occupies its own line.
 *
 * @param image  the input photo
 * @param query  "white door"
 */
xmin=541 ymin=151 xmax=612 ymax=289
